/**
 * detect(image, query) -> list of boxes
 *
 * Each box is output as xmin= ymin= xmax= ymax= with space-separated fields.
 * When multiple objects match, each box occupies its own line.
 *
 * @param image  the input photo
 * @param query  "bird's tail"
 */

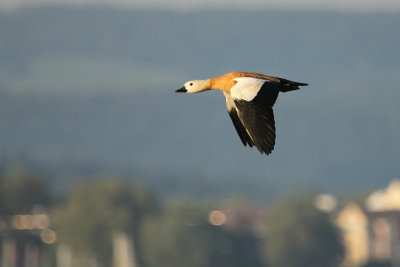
xmin=279 ymin=79 xmax=308 ymax=92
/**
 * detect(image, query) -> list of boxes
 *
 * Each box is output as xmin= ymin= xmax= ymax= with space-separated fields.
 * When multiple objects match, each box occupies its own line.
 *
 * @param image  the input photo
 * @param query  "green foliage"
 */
xmin=140 ymin=202 xmax=264 ymax=267
xmin=263 ymin=195 xmax=344 ymax=267
xmin=0 ymin=169 xmax=50 ymax=215
xmin=53 ymin=178 xmax=157 ymax=265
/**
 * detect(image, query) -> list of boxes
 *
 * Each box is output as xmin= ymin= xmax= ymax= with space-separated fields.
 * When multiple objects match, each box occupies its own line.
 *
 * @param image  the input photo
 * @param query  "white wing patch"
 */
xmin=230 ymin=77 xmax=267 ymax=101
xmin=223 ymin=92 xmax=235 ymax=112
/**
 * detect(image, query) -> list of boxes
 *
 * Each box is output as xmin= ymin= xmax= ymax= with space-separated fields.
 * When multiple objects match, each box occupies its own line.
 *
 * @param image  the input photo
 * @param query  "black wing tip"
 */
xmin=260 ymin=147 xmax=274 ymax=155
xmin=228 ymin=109 xmax=254 ymax=147
xmin=254 ymin=141 xmax=275 ymax=155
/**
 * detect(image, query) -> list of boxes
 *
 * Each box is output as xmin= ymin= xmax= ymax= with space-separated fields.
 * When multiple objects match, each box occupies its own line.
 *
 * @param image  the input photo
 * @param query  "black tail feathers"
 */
xmin=279 ymin=79 xmax=308 ymax=92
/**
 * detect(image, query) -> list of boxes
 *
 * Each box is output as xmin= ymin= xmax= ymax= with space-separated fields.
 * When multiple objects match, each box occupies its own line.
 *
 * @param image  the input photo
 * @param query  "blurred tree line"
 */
xmin=0 ymin=168 xmax=345 ymax=267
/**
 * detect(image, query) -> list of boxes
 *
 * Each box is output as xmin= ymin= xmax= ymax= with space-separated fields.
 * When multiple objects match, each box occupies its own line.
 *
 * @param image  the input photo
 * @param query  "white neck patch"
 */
xmin=230 ymin=77 xmax=267 ymax=101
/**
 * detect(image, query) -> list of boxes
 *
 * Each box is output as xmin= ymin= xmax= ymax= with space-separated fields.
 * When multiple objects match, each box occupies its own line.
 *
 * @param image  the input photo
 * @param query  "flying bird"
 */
xmin=175 ymin=72 xmax=308 ymax=155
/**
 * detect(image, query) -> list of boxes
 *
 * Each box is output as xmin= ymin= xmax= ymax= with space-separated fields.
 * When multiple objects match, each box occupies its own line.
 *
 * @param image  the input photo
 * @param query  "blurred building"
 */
xmin=337 ymin=179 xmax=400 ymax=267
xmin=0 ymin=206 xmax=56 ymax=267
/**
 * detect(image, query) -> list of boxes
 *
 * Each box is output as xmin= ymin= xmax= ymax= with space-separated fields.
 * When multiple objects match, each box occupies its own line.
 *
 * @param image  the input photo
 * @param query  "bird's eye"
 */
xmin=189 ymin=83 xmax=193 ymax=86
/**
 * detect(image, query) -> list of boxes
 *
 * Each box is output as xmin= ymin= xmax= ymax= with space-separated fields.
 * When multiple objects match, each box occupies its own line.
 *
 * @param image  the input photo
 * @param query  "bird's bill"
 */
xmin=175 ymin=87 xmax=187 ymax=93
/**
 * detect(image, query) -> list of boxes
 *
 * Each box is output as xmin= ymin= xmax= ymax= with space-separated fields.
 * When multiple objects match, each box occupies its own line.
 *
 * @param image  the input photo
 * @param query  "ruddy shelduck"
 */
xmin=175 ymin=72 xmax=308 ymax=155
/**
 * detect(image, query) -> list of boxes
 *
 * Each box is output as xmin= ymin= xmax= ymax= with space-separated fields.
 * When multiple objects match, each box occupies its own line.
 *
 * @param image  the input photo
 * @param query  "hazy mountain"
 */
xmin=0 ymin=7 xmax=399 ymax=200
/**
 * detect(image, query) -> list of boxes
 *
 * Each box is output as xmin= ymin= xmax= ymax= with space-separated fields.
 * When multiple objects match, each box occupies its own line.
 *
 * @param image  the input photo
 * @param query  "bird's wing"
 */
xmin=234 ymin=99 xmax=276 ymax=155
xmin=223 ymin=92 xmax=254 ymax=147
xmin=223 ymin=76 xmax=303 ymax=154
xmin=231 ymin=77 xmax=280 ymax=106
xmin=228 ymin=77 xmax=279 ymax=154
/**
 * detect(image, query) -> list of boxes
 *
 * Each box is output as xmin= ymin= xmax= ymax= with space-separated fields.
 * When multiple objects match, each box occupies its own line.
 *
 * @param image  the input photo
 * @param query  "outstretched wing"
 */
xmin=223 ymin=92 xmax=254 ymax=147
xmin=234 ymin=100 xmax=276 ymax=155
xmin=223 ymin=76 xmax=305 ymax=155
xmin=224 ymin=77 xmax=279 ymax=155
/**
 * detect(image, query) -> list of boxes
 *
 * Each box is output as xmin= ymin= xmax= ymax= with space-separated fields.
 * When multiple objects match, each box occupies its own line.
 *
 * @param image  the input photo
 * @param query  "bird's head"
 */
xmin=175 ymin=79 xmax=210 ymax=93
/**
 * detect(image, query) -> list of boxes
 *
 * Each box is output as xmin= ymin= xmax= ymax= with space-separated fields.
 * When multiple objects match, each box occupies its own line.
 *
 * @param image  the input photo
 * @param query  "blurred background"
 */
xmin=0 ymin=0 xmax=399 ymax=266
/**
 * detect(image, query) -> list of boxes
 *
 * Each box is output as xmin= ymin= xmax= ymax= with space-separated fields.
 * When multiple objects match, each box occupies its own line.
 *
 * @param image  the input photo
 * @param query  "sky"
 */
xmin=1 ymin=0 xmax=400 ymax=12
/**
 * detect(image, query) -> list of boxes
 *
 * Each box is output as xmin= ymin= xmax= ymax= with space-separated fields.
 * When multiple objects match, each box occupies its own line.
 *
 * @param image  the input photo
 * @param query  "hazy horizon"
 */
xmin=1 ymin=0 xmax=400 ymax=12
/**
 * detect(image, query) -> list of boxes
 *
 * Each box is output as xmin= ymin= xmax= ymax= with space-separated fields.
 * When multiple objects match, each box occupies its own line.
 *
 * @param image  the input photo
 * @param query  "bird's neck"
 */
xmin=209 ymin=73 xmax=236 ymax=94
xmin=191 ymin=79 xmax=212 ymax=93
